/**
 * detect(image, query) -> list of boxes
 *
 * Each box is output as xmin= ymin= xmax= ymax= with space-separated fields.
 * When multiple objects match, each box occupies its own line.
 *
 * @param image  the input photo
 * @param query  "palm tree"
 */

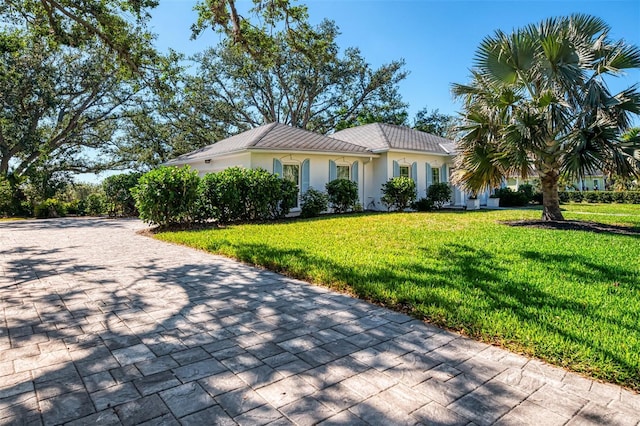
xmin=452 ymin=14 xmax=640 ymax=220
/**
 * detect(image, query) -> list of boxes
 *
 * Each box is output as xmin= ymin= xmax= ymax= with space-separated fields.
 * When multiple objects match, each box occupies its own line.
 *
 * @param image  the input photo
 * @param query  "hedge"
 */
xmin=558 ymin=191 xmax=640 ymax=204
xmin=197 ymin=167 xmax=297 ymax=223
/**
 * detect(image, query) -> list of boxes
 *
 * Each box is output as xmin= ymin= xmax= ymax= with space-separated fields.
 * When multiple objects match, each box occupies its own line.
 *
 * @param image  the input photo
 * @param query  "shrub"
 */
xmin=558 ymin=191 xmax=570 ymax=203
xmin=612 ymin=191 xmax=626 ymax=203
xmin=557 ymin=190 xmax=640 ymax=204
xmin=569 ymin=191 xmax=584 ymax=203
xmin=301 ymin=188 xmax=329 ymax=218
xmin=103 ymin=172 xmax=142 ymax=217
xmin=197 ymin=167 xmax=298 ymax=223
xmin=426 ymin=183 xmax=452 ymax=209
xmin=626 ymin=191 xmax=640 ymax=204
xmin=381 ymin=177 xmax=416 ymax=211
xmin=597 ymin=191 xmax=613 ymax=203
xmin=34 ymin=198 xmax=67 ymax=218
xmin=412 ymin=197 xmax=434 ymax=212
xmin=132 ymin=166 xmax=200 ymax=227
xmin=86 ymin=193 xmax=106 ymax=216
xmin=585 ymin=191 xmax=600 ymax=203
xmin=0 ymin=176 xmax=12 ymax=216
xmin=494 ymin=187 xmax=529 ymax=207
xmin=518 ymin=184 xmax=535 ymax=200
xmin=326 ymin=179 xmax=359 ymax=213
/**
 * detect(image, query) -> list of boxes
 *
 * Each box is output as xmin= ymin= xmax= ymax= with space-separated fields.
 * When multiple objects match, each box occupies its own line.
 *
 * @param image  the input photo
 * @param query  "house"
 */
xmin=166 ymin=122 xmax=465 ymax=211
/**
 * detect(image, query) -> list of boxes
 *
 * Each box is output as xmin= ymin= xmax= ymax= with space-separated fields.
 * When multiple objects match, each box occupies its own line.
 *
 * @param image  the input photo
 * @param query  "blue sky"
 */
xmin=149 ymin=0 xmax=640 ymax=120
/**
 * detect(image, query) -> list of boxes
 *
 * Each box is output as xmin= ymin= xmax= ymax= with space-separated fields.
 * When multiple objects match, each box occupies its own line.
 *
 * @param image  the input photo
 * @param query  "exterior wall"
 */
xmin=569 ymin=176 xmax=605 ymax=191
xmin=367 ymin=152 xmax=456 ymax=209
xmin=186 ymin=153 xmax=252 ymax=177
xmin=365 ymin=154 xmax=388 ymax=210
xmin=250 ymin=152 xmax=367 ymax=209
xmin=184 ymin=150 xmax=461 ymax=211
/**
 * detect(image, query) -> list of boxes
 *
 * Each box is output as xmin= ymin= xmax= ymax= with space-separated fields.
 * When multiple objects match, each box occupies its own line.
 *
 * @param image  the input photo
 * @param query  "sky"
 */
xmin=82 ymin=0 xmax=640 ymax=183
xmin=148 ymin=0 xmax=640 ymax=120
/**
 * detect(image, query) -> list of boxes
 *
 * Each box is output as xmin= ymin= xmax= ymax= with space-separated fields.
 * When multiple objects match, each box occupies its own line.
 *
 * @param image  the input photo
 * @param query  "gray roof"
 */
xmin=331 ymin=123 xmax=453 ymax=155
xmin=166 ymin=123 xmax=371 ymax=165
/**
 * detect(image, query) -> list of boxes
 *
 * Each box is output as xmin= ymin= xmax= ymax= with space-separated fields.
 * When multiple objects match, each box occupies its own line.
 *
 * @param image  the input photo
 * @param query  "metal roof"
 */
xmin=166 ymin=123 xmax=371 ymax=165
xmin=331 ymin=123 xmax=453 ymax=155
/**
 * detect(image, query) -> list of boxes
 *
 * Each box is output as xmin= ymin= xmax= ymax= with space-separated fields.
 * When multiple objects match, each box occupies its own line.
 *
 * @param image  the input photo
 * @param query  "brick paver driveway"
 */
xmin=1 ymin=218 xmax=639 ymax=425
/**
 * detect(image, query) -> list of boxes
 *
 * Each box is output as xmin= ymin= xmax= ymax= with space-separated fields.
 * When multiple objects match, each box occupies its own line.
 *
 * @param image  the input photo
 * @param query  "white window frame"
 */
xmin=399 ymin=165 xmax=410 ymax=178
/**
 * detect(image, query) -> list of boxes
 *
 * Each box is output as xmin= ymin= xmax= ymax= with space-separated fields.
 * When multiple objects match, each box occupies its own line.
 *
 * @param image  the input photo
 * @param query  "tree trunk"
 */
xmin=540 ymin=171 xmax=564 ymax=221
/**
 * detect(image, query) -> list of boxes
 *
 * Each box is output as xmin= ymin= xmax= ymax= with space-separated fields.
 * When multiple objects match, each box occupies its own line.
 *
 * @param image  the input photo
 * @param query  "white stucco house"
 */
xmin=166 ymin=122 xmax=468 ymax=211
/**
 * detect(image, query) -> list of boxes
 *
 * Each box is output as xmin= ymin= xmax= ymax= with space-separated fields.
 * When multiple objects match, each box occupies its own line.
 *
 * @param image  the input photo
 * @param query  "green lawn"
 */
xmin=156 ymin=204 xmax=640 ymax=390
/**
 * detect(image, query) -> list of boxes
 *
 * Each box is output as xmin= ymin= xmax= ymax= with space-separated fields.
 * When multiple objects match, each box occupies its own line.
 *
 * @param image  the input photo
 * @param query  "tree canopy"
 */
xmin=188 ymin=19 xmax=407 ymax=135
xmin=0 ymin=30 xmax=144 ymax=183
xmin=452 ymin=14 xmax=640 ymax=220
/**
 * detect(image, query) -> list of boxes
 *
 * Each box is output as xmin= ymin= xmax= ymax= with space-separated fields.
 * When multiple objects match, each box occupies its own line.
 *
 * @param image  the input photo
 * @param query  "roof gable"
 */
xmin=331 ymin=123 xmax=453 ymax=155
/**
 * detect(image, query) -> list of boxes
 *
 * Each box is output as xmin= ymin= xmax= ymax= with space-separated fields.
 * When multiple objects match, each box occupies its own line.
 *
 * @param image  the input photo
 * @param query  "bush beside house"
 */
xmin=132 ymin=166 xmax=200 ymax=227
xmin=326 ymin=179 xmax=359 ymax=213
xmin=381 ymin=177 xmax=417 ymax=211
xmin=300 ymin=188 xmax=329 ymax=218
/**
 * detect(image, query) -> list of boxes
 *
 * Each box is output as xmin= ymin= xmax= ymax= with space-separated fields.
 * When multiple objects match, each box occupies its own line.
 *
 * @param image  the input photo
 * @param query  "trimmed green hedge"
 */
xmin=197 ymin=167 xmax=297 ymax=223
xmin=559 ymin=191 xmax=640 ymax=204
xmin=132 ymin=166 xmax=200 ymax=226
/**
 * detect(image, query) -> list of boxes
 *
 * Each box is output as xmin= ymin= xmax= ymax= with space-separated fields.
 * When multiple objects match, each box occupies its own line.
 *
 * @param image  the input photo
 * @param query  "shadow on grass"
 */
xmin=503 ymin=219 xmax=640 ymax=236
xmin=220 ymin=239 xmax=640 ymax=390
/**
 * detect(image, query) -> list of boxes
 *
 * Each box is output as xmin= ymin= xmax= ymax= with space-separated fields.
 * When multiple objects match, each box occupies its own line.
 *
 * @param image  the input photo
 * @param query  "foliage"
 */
xmin=411 ymin=197 xmax=434 ymax=212
xmin=103 ymin=173 xmax=142 ymax=217
xmin=132 ymin=166 xmax=200 ymax=227
xmin=192 ymin=0 xmax=309 ymax=59
xmin=325 ymin=179 xmax=359 ymax=213
xmin=559 ymin=191 xmax=640 ymax=204
xmin=517 ymin=184 xmax=535 ymax=201
xmin=0 ymin=176 xmax=11 ymax=216
xmin=190 ymin=20 xmax=407 ymax=135
xmin=3 ymin=0 xmax=158 ymax=72
xmin=452 ymin=14 xmax=640 ymax=221
xmin=426 ymin=183 xmax=452 ymax=209
xmin=86 ymin=193 xmax=107 ymax=216
xmin=300 ymin=188 xmax=329 ymax=218
xmin=34 ymin=198 xmax=67 ymax=218
xmin=111 ymin=52 xmax=235 ymax=170
xmin=197 ymin=167 xmax=298 ymax=223
xmin=381 ymin=177 xmax=416 ymax=211
xmin=412 ymin=107 xmax=457 ymax=138
xmin=157 ymin=204 xmax=640 ymax=390
xmin=0 ymin=29 xmax=145 ymax=183
xmin=494 ymin=188 xmax=530 ymax=207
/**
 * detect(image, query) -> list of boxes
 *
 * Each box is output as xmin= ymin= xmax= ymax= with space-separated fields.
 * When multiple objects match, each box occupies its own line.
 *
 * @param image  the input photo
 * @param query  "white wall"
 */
xmin=366 ymin=152 xmax=454 ymax=210
xmin=187 ymin=153 xmax=252 ymax=176
xmin=251 ymin=152 xmax=367 ymax=208
xmin=186 ymin=150 xmax=462 ymax=211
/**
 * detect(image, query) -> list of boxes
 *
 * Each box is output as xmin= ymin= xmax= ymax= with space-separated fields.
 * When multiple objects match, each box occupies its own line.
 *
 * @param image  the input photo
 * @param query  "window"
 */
xmin=283 ymin=164 xmax=300 ymax=207
xmin=432 ymin=167 xmax=440 ymax=184
xmin=399 ymin=166 xmax=410 ymax=178
xmin=337 ymin=165 xmax=350 ymax=180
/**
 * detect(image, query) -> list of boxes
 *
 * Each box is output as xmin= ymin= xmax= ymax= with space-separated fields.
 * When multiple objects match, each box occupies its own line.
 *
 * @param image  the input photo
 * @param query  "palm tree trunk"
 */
xmin=540 ymin=171 xmax=564 ymax=221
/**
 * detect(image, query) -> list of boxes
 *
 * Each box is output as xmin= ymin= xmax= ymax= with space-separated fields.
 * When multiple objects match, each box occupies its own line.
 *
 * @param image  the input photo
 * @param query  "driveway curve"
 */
xmin=1 ymin=218 xmax=638 ymax=425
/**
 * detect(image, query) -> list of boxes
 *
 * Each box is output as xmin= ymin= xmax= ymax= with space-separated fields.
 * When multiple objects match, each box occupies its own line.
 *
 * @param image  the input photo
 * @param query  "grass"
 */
xmin=156 ymin=204 xmax=640 ymax=390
